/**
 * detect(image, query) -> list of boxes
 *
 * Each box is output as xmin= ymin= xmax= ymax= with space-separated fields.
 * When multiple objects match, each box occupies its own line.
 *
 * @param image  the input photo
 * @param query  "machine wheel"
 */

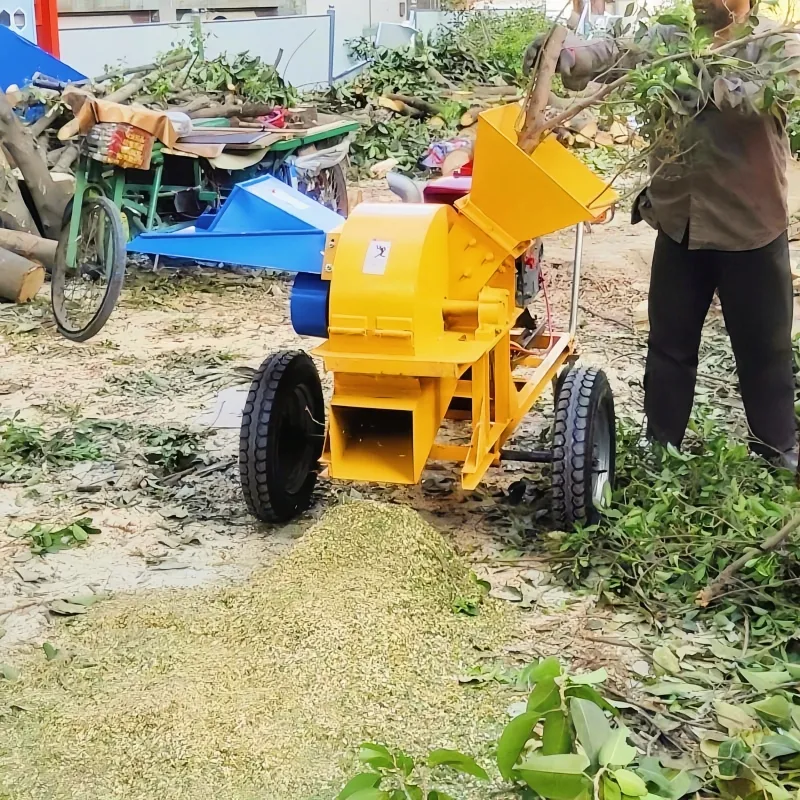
xmin=239 ymin=350 xmax=325 ymax=523
xmin=551 ymin=367 xmax=616 ymax=529
xmin=51 ymin=196 xmax=127 ymax=343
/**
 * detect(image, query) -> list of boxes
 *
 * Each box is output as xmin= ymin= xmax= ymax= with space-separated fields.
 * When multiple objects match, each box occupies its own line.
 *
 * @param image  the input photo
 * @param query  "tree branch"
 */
xmin=696 ymin=512 xmax=800 ymax=607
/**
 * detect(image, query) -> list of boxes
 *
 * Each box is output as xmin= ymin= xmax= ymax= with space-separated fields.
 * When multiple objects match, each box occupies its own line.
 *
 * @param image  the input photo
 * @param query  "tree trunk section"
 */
xmin=0 ymin=92 xmax=67 ymax=238
xmin=519 ymin=25 xmax=569 ymax=154
xmin=0 ymin=147 xmax=37 ymax=234
xmin=0 ymin=246 xmax=44 ymax=303
xmin=0 ymin=228 xmax=57 ymax=269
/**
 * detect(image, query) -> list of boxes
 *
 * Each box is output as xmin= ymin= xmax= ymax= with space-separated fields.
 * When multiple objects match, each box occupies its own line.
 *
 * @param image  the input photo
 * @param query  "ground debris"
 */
xmin=0 ymin=502 xmax=518 ymax=800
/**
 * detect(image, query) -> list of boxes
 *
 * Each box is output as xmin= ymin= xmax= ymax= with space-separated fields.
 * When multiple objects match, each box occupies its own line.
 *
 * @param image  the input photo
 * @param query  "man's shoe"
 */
xmin=769 ymin=449 xmax=799 ymax=473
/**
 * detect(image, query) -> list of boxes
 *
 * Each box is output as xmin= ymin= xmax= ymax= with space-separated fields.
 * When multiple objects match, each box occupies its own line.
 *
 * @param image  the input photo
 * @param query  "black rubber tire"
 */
xmin=552 ymin=367 xmax=616 ymax=529
xmin=51 ymin=196 xmax=127 ymax=343
xmin=239 ymin=350 xmax=326 ymax=523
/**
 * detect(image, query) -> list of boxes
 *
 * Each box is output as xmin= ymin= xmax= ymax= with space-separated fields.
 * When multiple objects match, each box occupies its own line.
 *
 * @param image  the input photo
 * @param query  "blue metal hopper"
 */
xmin=126 ymin=174 xmax=344 ymax=274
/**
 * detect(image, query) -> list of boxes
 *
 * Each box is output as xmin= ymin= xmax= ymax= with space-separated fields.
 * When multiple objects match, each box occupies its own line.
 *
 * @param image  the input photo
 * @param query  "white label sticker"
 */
xmin=363 ymin=240 xmax=391 ymax=275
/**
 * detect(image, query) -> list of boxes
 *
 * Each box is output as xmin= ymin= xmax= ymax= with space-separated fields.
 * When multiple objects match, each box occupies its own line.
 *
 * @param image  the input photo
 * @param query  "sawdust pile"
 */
xmin=0 ymin=502 xmax=518 ymax=800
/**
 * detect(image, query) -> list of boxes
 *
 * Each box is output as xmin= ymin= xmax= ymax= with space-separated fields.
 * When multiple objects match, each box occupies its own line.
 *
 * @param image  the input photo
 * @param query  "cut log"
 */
xmin=0 ymin=147 xmax=37 ymax=234
xmin=426 ymin=66 xmax=456 ymax=90
xmin=377 ymin=96 xmax=421 ymax=118
xmin=386 ymin=94 xmax=442 ymax=117
xmin=0 ymin=247 xmax=44 ymax=303
xmin=594 ymin=131 xmax=614 ymax=147
xmin=442 ymin=145 xmax=474 ymax=177
xmin=0 ymin=92 xmax=66 ymax=238
xmin=0 ymin=228 xmax=57 ymax=269
xmin=609 ymin=120 xmax=630 ymax=142
xmin=51 ymin=144 xmax=79 ymax=173
xmin=460 ymin=105 xmax=484 ymax=128
xmin=428 ymin=116 xmax=446 ymax=130
xmin=189 ymin=101 xmax=276 ymax=120
xmin=58 ymin=56 xmax=189 ymax=140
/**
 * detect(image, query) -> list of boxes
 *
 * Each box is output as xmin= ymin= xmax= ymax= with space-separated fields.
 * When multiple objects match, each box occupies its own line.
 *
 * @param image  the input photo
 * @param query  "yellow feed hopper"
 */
xmin=239 ymin=104 xmax=618 ymax=528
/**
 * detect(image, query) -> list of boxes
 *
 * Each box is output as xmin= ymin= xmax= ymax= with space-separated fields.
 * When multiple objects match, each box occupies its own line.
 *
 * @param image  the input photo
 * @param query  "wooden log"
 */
xmin=386 ymin=94 xmax=442 ymax=117
xmin=92 ymin=53 xmax=189 ymax=84
xmin=460 ymin=105 xmax=484 ymax=128
xmin=58 ymin=56 xmax=189 ymax=141
xmin=0 ymin=228 xmax=57 ymax=269
xmin=0 ymin=92 xmax=65 ymax=238
xmin=189 ymin=101 xmax=274 ymax=120
xmin=51 ymin=145 xmax=79 ymax=173
xmin=377 ymin=96 xmax=422 ymax=118
xmin=519 ymin=24 xmax=569 ymax=154
xmin=442 ymin=143 xmax=474 ymax=177
xmin=0 ymin=247 xmax=44 ymax=303
xmin=0 ymin=147 xmax=37 ymax=234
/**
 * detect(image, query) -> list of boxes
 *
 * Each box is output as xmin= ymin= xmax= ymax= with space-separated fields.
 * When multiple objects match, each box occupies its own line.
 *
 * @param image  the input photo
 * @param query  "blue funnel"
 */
xmin=127 ymin=175 xmax=344 ymax=273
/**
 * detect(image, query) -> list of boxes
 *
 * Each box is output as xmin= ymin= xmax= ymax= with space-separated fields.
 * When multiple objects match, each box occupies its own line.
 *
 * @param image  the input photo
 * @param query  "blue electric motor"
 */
xmin=290 ymin=273 xmax=330 ymax=338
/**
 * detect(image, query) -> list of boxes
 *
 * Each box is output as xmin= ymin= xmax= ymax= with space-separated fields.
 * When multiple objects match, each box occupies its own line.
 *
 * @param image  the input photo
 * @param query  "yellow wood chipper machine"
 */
xmin=238 ymin=104 xmax=618 ymax=528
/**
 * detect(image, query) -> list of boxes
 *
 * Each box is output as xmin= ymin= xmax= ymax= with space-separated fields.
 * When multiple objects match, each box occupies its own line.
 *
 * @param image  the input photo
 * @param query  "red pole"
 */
xmin=34 ymin=0 xmax=60 ymax=57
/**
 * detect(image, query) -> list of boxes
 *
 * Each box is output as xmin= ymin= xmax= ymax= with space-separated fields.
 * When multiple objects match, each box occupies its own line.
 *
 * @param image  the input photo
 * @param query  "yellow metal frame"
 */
xmin=313 ymin=104 xmax=617 ymax=491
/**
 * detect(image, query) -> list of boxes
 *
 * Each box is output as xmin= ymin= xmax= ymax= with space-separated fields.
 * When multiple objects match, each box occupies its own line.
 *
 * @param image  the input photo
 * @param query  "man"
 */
xmin=524 ymin=1 xmax=800 ymax=469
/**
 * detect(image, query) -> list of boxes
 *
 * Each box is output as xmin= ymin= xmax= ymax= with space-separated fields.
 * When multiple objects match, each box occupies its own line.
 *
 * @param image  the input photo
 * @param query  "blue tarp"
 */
xmin=0 ymin=26 xmax=86 ymax=91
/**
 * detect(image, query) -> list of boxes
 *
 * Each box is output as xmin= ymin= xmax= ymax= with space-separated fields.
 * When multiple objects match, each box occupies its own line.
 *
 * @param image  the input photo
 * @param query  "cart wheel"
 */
xmin=51 ymin=196 xmax=126 ymax=343
xmin=239 ymin=350 xmax=325 ymax=523
xmin=316 ymin=163 xmax=349 ymax=216
xmin=551 ymin=367 xmax=616 ymax=529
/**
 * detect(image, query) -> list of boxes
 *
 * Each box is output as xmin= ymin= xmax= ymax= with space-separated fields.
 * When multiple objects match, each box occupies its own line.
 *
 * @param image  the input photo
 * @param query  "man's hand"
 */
xmin=522 ymin=33 xmax=579 ymax=81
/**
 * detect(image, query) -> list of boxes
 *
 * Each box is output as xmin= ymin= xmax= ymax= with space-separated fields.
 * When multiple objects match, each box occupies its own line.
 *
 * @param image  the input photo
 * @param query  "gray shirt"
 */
xmin=556 ymin=18 xmax=800 ymax=251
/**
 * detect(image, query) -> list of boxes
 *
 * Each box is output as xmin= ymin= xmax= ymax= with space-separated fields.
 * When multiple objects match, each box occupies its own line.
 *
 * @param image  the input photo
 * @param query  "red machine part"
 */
xmin=422 ymin=174 xmax=473 ymax=206
xmin=34 ymin=0 xmax=60 ymax=57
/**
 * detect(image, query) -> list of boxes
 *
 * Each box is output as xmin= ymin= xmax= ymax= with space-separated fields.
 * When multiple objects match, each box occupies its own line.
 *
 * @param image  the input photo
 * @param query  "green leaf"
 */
xmin=519 ymin=754 xmax=590 ymax=774
xmin=714 ymin=701 xmax=758 ymax=734
xmin=751 ymin=695 xmax=793 ymax=728
xmin=600 ymin=728 xmax=637 ymax=767
xmin=497 ymin=711 xmax=539 ymax=780
xmin=542 ymin=711 xmax=572 ymax=755
xmin=739 ymin=669 xmax=791 ymax=693
xmin=525 ymin=656 xmax=563 ymax=684
xmin=70 ymin=524 xmax=88 ymax=542
xmin=565 ymin=684 xmax=618 ymax=714
xmin=338 ymin=774 xmax=382 ymax=800
xmin=517 ymin=754 xmax=591 ymax=800
xmin=570 ymin=668 xmax=608 ymax=686
xmin=634 ymin=758 xmax=673 ymax=795
xmin=653 ymin=646 xmax=681 ymax=675
xmin=612 ymin=770 xmax=647 ymax=797
xmin=642 ymin=681 xmax=703 ymax=697
xmin=427 ymin=793 xmax=456 ymax=800
xmin=346 ymin=791 xmax=389 ymax=800
xmin=42 ymin=642 xmax=58 ymax=661
xmin=0 ymin=663 xmax=19 ymax=682
xmin=761 ymin=734 xmax=800 ymax=760
xmin=359 ymin=744 xmax=394 ymax=771
xmin=718 ymin=739 xmax=747 ymax=778
xmin=570 ymin=697 xmax=612 ymax=766
xmin=527 ymin=676 xmax=561 ymax=715
xmin=603 ymin=774 xmax=622 ymax=800
xmin=427 ymin=750 xmax=487 ymax=780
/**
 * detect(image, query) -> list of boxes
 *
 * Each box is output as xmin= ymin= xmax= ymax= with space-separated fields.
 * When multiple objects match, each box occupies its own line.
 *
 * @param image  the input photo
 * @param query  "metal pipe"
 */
xmin=500 ymin=449 xmax=553 ymax=463
xmin=568 ymin=222 xmax=584 ymax=336
xmin=386 ymin=171 xmax=424 ymax=204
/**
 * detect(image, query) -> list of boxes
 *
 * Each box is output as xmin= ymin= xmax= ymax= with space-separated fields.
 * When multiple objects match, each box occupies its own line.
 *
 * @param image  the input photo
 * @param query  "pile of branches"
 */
xmin=0 ymin=36 xmax=298 ymax=297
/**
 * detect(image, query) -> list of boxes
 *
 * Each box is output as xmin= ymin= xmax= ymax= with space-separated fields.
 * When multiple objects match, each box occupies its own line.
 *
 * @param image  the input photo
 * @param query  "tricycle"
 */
xmin=50 ymin=113 xmax=357 ymax=342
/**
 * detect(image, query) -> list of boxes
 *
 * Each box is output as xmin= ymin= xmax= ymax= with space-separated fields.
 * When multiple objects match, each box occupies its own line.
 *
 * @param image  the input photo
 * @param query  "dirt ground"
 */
xmin=0 ymin=187 xmax=658 ymax=673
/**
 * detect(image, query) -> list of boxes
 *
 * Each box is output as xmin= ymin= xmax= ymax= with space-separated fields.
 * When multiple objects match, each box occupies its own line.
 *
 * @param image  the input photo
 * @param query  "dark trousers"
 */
xmin=644 ymin=229 xmax=797 ymax=456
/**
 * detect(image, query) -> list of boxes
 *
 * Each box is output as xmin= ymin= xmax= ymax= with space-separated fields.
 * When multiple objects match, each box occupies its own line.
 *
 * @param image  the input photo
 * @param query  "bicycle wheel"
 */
xmin=51 ymin=195 xmax=127 ymax=343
